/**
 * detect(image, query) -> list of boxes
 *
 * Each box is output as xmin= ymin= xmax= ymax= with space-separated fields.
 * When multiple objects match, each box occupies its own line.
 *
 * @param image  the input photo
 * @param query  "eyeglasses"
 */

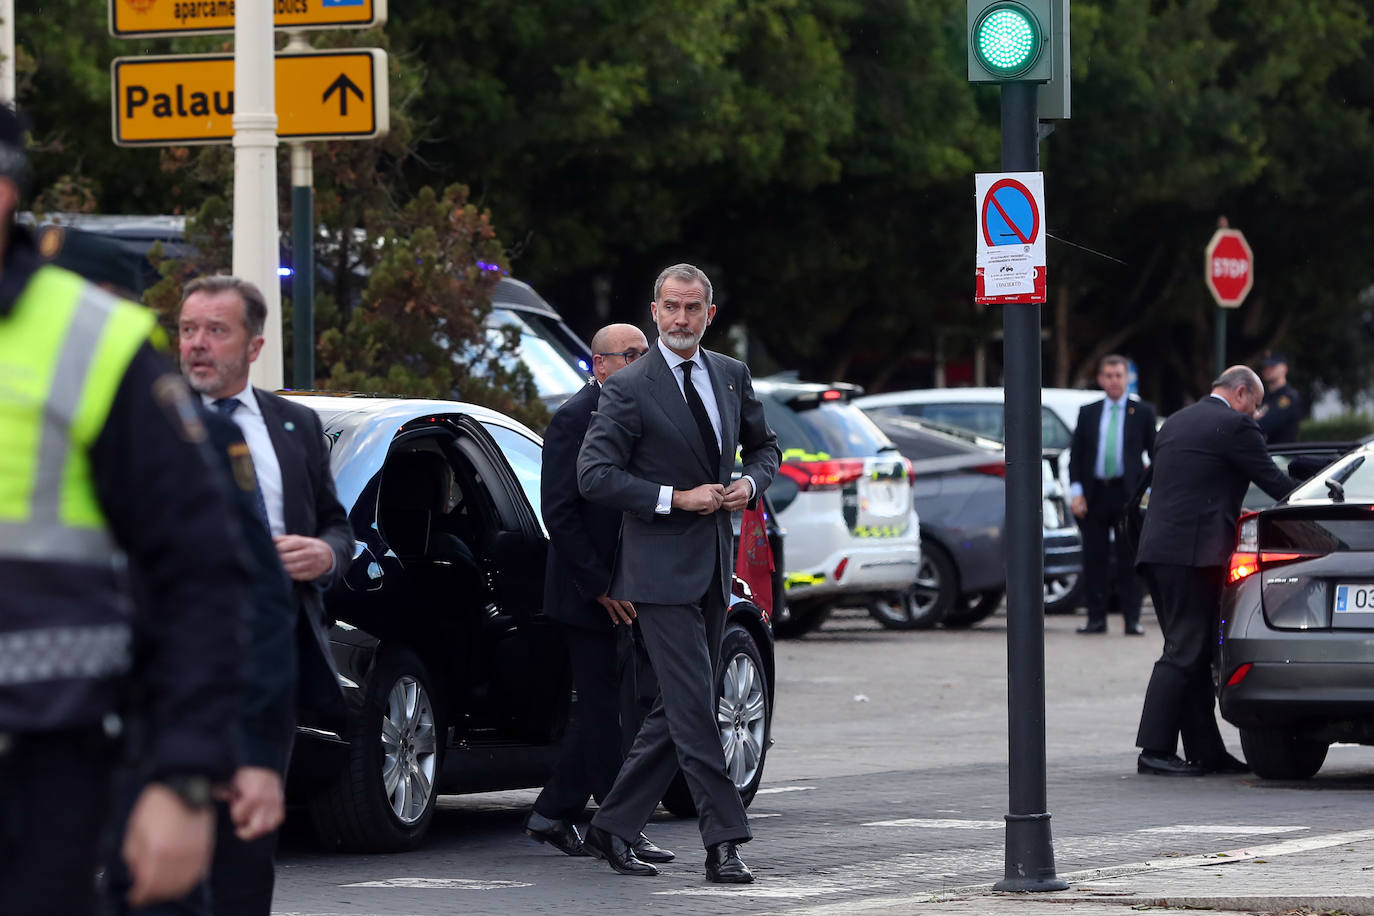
xmin=595 ymin=348 xmax=647 ymax=363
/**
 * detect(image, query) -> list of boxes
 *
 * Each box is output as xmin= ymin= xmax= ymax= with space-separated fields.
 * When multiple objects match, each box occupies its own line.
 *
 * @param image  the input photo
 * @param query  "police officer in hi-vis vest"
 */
xmin=0 ymin=106 xmax=248 ymax=915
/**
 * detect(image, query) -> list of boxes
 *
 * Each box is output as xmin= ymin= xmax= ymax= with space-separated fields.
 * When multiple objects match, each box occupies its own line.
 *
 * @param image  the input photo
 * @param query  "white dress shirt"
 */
xmin=203 ymin=382 xmax=287 ymax=537
xmin=652 ymin=338 xmax=753 ymax=514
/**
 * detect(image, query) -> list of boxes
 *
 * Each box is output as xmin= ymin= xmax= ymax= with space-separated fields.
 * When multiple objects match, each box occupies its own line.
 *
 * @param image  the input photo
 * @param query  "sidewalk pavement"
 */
xmin=790 ymin=828 xmax=1374 ymax=915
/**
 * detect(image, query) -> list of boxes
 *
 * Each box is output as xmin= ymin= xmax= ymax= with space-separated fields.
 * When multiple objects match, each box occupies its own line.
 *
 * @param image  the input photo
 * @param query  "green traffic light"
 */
xmin=974 ymin=4 xmax=1042 ymax=76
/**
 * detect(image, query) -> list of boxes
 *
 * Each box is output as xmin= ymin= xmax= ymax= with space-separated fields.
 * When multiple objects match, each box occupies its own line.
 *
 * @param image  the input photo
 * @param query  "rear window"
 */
xmin=1261 ymin=512 xmax=1374 ymax=552
xmin=760 ymin=394 xmax=895 ymax=459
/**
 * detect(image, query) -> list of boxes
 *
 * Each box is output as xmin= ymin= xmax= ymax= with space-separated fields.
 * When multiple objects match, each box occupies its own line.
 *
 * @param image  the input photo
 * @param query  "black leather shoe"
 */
xmin=524 ymin=811 xmax=588 ymax=857
xmin=633 ymin=833 xmax=675 ymax=863
xmin=1195 ymin=752 xmax=1250 ymax=775
xmin=705 ymin=842 xmax=754 ymax=884
xmin=1076 ymin=622 xmax=1107 ymax=634
xmin=583 ymin=826 xmax=658 ymax=876
xmin=1137 ymin=751 xmax=1204 ymax=776
xmin=1125 ymin=623 xmax=1146 ymax=636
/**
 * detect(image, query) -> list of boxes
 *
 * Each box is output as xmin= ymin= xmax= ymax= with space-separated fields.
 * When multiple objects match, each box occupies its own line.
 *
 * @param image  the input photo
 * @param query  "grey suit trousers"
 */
xmin=589 ymin=568 xmax=752 ymax=848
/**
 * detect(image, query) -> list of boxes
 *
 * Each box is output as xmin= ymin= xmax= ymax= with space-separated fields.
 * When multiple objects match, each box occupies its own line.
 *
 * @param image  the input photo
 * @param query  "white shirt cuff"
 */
xmin=742 ymin=475 xmax=757 ymax=500
xmin=656 ymin=485 xmax=673 ymax=515
xmin=1069 ymin=482 xmax=1083 ymax=499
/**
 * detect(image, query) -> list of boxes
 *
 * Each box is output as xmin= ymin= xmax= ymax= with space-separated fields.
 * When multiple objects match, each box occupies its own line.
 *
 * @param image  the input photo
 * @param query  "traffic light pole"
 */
xmin=994 ymin=80 xmax=1068 ymax=894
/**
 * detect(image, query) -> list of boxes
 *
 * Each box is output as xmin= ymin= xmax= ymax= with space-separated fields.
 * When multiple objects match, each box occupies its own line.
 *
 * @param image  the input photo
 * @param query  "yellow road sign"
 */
xmin=111 ymin=50 xmax=389 ymax=146
xmin=110 ymin=0 xmax=386 ymax=37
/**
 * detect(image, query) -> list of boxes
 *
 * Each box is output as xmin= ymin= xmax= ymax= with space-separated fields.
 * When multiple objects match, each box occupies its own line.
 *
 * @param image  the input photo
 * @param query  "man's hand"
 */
xmin=596 ymin=595 xmax=636 ymax=625
xmin=673 ymin=484 xmax=725 ymax=515
xmin=274 ymin=534 xmax=334 ymax=581
xmin=122 ymin=783 xmax=215 ymax=908
xmin=1071 ymin=495 xmax=1087 ymax=518
xmin=221 ymin=766 xmax=285 ymax=841
xmin=721 ymin=478 xmax=753 ymax=512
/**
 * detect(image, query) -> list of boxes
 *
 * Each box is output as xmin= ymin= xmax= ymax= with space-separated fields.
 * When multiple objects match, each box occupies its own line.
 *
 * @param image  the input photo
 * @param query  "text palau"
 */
xmin=125 ymin=85 xmax=233 ymax=119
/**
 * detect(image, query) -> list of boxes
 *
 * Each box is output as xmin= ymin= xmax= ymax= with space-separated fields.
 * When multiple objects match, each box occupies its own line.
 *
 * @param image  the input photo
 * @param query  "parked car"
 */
xmin=754 ymin=379 xmax=922 ymax=636
xmin=1215 ymin=440 xmax=1374 ymax=779
xmin=868 ymin=414 xmax=1082 ymax=627
xmin=283 ymin=394 xmax=777 ymax=850
xmin=856 ymin=387 xmax=1095 ymax=614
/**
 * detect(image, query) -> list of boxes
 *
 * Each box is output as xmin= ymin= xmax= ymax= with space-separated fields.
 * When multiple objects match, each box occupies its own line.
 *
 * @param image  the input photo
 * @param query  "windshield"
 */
xmin=761 ymin=394 xmax=896 ymax=458
xmin=1289 ymin=450 xmax=1374 ymax=503
xmin=485 ymin=307 xmax=589 ymax=400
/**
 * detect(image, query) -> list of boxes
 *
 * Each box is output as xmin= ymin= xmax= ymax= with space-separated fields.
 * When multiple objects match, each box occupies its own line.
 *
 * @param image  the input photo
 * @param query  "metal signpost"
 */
xmin=109 ymin=0 xmax=389 ymax=390
xmin=968 ymin=0 xmax=1068 ymax=893
xmin=1204 ymin=222 xmax=1254 ymax=377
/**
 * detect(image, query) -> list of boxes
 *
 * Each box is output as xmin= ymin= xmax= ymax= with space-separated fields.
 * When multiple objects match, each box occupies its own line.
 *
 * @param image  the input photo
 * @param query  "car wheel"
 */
xmin=1239 ymin=726 xmax=1329 ymax=780
xmin=944 ymin=588 xmax=1005 ymax=628
xmin=771 ymin=599 xmax=832 ymax=639
xmin=309 ymin=647 xmax=443 ymax=851
xmin=869 ymin=547 xmax=954 ymax=630
xmin=1043 ymin=572 xmax=1081 ymax=614
xmin=662 ymin=625 xmax=771 ymax=817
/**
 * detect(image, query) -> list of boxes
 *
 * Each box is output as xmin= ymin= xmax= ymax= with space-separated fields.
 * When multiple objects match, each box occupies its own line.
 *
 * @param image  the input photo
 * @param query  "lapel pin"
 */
xmin=728 ymin=384 xmax=734 ymax=391
xmin=284 ymin=421 xmax=296 ymax=431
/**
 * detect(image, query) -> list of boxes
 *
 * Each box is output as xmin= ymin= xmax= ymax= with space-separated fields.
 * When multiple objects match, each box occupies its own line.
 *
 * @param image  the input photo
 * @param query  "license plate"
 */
xmin=1334 ymin=583 xmax=1374 ymax=613
xmin=862 ymin=480 xmax=904 ymax=516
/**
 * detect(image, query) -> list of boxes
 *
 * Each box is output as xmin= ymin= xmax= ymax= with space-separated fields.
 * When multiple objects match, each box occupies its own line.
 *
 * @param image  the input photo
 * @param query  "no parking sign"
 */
xmin=975 ymin=171 xmax=1046 ymax=304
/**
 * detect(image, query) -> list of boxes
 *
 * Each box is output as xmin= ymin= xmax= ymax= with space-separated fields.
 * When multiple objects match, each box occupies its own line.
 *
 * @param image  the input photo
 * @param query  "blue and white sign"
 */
xmin=975 ymin=171 xmax=1046 ymax=301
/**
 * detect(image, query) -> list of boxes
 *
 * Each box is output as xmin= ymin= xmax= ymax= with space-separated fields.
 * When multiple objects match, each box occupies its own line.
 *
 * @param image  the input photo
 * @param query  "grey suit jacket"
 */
xmin=577 ymin=344 xmax=780 ymax=606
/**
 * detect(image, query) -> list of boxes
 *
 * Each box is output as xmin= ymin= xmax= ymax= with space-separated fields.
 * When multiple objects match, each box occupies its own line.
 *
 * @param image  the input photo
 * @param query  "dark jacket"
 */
xmin=541 ymin=380 xmax=622 ymax=631
xmin=201 ymin=409 xmax=297 ymax=774
xmin=1136 ymin=396 xmax=1298 ymax=568
xmin=253 ymin=388 xmax=353 ymax=725
xmin=1069 ymin=396 xmax=1157 ymax=498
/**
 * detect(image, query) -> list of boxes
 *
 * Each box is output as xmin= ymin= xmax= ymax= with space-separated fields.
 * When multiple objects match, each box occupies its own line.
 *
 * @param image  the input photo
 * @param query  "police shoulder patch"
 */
xmin=152 ymin=373 xmax=207 ymax=444
xmin=227 ymin=441 xmax=259 ymax=495
xmin=1278 ymin=395 xmax=1292 ymax=409
xmin=37 ymin=225 xmax=63 ymax=259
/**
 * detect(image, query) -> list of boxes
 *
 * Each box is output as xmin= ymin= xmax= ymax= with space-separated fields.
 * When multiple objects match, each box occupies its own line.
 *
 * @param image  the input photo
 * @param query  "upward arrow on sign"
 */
xmin=323 ymin=73 xmax=365 ymax=117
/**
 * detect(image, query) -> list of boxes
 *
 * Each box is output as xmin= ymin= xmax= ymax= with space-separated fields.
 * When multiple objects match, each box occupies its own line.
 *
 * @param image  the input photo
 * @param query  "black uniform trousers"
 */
xmin=0 ymin=729 xmax=114 ymax=916
xmin=532 ymin=622 xmax=630 ymax=821
xmin=1081 ymin=478 xmax=1141 ymax=629
xmin=1135 ymin=563 xmax=1227 ymax=762
xmin=590 ymin=565 xmax=750 ymax=849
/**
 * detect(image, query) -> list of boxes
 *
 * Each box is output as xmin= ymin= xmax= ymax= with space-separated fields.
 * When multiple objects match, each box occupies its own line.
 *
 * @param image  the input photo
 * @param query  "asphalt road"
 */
xmin=271 ymin=604 xmax=1374 ymax=915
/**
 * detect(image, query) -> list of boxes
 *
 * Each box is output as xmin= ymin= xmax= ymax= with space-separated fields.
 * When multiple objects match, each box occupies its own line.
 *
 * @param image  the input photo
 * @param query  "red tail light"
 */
xmin=1226 ymin=663 xmax=1252 ymax=687
xmin=972 ymin=461 xmax=1006 ymax=478
xmin=1227 ymin=512 xmax=1321 ymax=584
xmin=779 ymin=458 xmax=867 ymax=490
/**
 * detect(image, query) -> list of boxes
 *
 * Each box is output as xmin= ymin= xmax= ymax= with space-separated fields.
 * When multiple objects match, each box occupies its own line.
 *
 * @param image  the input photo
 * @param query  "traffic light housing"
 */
xmin=967 ymin=0 xmax=1053 ymax=84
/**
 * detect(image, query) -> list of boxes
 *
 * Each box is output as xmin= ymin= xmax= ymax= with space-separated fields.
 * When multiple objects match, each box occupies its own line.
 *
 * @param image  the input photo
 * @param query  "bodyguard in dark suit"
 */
xmin=1069 ymin=355 xmax=1157 ymax=635
xmin=523 ymin=322 xmax=672 ymax=866
xmin=1134 ymin=366 xmax=1297 ymax=777
xmin=577 ymin=264 xmax=779 ymax=884
xmin=174 ymin=275 xmax=352 ymax=914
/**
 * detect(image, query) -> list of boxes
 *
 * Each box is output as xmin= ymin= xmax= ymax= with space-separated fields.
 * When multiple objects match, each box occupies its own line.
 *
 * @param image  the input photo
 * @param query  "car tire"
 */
xmin=944 ymin=588 xmax=1004 ymax=628
xmin=662 ymin=625 xmax=771 ymax=817
xmin=868 ymin=547 xmax=954 ymax=630
xmin=771 ymin=599 xmax=831 ymax=639
xmin=1043 ymin=572 xmax=1081 ymax=614
xmin=308 ymin=647 xmax=443 ymax=852
xmin=1239 ymin=726 xmax=1329 ymax=780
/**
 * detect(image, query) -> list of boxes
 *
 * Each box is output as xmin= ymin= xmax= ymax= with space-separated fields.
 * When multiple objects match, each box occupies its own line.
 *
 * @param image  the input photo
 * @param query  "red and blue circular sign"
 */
xmin=980 ymin=178 xmax=1040 ymax=247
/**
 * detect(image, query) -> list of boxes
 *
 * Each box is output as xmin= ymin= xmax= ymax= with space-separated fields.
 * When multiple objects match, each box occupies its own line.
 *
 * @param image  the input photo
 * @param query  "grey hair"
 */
xmin=181 ymin=274 xmax=269 ymax=337
xmin=1211 ymin=365 xmax=1262 ymax=397
xmin=653 ymin=263 xmax=713 ymax=305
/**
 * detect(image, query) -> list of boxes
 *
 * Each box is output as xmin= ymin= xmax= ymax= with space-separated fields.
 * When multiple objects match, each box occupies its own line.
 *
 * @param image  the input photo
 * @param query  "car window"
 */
xmin=481 ymin=421 xmax=545 ymax=532
xmin=759 ymin=394 xmax=825 ymax=454
xmin=1041 ymin=408 xmax=1072 ymax=450
xmin=761 ymin=394 xmax=894 ymax=458
xmin=486 ymin=307 xmax=590 ymax=400
xmin=911 ymin=403 xmax=1003 ymax=439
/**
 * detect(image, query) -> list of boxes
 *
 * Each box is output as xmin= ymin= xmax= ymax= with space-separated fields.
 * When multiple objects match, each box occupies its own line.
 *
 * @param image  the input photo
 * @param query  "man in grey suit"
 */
xmin=577 ymin=264 xmax=779 ymax=883
xmin=1134 ymin=365 xmax=1297 ymax=778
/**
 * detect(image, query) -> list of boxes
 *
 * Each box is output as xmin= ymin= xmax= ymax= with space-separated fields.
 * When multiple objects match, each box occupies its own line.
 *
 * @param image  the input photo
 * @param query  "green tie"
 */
xmin=1103 ymin=402 xmax=1120 ymax=479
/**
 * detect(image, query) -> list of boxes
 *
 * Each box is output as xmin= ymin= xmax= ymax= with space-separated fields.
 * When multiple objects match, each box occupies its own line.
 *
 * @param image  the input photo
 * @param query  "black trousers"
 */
xmin=590 ymin=569 xmax=750 ymax=849
xmin=1135 ymin=563 xmax=1228 ymax=762
xmin=1081 ymin=478 xmax=1140 ymax=628
xmin=0 ymin=729 xmax=114 ymax=916
xmin=104 ymin=775 xmax=278 ymax=916
xmin=532 ymin=622 xmax=630 ymax=822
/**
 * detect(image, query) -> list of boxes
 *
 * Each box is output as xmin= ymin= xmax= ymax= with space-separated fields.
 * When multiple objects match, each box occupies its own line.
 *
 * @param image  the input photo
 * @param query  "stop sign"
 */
xmin=1205 ymin=228 xmax=1253 ymax=308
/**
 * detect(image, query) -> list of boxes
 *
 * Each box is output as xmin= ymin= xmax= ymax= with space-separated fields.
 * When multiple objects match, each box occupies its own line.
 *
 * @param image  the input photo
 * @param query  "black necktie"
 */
xmin=679 ymin=361 xmax=720 ymax=470
xmin=212 ymin=397 xmax=272 ymax=531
